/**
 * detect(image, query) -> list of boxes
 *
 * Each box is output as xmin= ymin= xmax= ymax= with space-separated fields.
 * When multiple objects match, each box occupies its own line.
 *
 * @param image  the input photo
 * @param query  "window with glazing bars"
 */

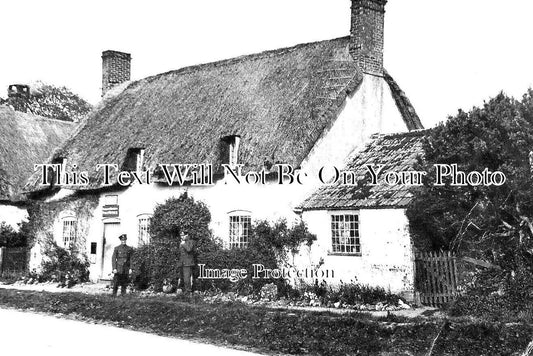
xmin=229 ymin=215 xmax=251 ymax=248
xmin=138 ymin=217 xmax=151 ymax=245
xmin=62 ymin=219 xmax=77 ymax=248
xmin=331 ymin=214 xmax=360 ymax=254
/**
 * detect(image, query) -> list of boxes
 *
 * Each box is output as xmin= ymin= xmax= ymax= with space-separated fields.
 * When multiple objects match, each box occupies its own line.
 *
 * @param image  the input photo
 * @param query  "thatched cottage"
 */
xmin=0 ymin=105 xmax=77 ymax=229
xmin=24 ymin=0 xmax=425 ymax=290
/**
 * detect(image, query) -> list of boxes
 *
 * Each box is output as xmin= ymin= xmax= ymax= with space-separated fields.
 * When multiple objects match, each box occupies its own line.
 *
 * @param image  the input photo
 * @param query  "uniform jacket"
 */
xmin=112 ymin=244 xmax=134 ymax=274
xmin=179 ymin=239 xmax=196 ymax=267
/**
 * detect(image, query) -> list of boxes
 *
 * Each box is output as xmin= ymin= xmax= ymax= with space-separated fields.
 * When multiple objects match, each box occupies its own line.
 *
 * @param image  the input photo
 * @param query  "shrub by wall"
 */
xmin=133 ymin=192 xmax=316 ymax=293
xmin=195 ymin=219 xmax=316 ymax=295
xmin=144 ymin=193 xmax=212 ymax=291
xmin=36 ymin=236 xmax=90 ymax=287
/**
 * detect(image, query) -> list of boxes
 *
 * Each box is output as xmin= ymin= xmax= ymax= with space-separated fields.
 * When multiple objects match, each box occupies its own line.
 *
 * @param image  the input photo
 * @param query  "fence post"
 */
xmin=0 ymin=247 xmax=5 ymax=276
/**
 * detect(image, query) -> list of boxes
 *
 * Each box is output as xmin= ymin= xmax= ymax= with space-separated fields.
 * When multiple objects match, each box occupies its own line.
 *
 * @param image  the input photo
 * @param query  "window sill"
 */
xmin=327 ymin=252 xmax=362 ymax=257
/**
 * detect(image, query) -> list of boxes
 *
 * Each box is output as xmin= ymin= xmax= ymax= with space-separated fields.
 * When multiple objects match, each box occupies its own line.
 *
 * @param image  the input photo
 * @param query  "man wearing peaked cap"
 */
xmin=111 ymin=234 xmax=134 ymax=296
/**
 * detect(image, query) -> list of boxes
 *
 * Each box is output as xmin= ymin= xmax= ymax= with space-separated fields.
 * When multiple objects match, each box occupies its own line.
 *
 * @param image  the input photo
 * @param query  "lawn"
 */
xmin=0 ymin=288 xmax=531 ymax=355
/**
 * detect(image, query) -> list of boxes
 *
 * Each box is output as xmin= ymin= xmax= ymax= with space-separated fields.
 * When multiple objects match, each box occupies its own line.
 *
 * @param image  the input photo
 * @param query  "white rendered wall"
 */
xmin=298 ymin=209 xmax=415 ymax=295
xmin=302 ymin=74 xmax=407 ymax=177
xmin=293 ymin=74 xmax=408 ymax=204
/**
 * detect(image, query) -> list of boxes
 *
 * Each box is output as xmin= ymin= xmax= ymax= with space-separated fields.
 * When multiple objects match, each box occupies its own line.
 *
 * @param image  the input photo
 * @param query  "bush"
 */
xmin=195 ymin=219 xmax=316 ymax=295
xmin=448 ymin=267 xmax=533 ymax=322
xmin=146 ymin=193 xmax=212 ymax=291
xmin=137 ymin=192 xmax=316 ymax=293
xmin=38 ymin=238 xmax=89 ymax=287
xmin=130 ymin=244 xmax=153 ymax=290
xmin=195 ymin=241 xmax=279 ymax=295
xmin=6 ymin=81 xmax=92 ymax=122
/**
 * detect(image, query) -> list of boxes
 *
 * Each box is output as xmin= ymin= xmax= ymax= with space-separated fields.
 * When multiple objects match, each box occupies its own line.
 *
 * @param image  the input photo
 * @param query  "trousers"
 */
xmin=113 ymin=273 xmax=129 ymax=296
xmin=181 ymin=266 xmax=193 ymax=294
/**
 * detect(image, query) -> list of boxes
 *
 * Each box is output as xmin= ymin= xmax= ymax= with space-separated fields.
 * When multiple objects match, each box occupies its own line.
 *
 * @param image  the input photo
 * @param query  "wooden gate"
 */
xmin=415 ymin=251 xmax=459 ymax=307
xmin=0 ymin=247 xmax=28 ymax=277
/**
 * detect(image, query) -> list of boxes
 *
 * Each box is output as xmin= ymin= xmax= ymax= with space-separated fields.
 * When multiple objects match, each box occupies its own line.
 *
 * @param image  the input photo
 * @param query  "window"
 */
xmin=330 ymin=213 xmax=360 ymax=254
xmin=123 ymin=148 xmax=145 ymax=172
xmin=138 ymin=214 xmax=151 ymax=245
xmin=221 ymin=135 xmax=241 ymax=167
xmin=62 ymin=217 xmax=77 ymax=248
xmin=229 ymin=214 xmax=251 ymax=248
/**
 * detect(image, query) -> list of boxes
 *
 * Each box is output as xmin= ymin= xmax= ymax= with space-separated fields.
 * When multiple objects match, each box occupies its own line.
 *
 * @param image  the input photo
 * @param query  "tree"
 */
xmin=0 ymin=221 xmax=30 ymax=247
xmin=4 ymin=81 xmax=92 ymax=122
xmin=407 ymin=90 xmax=533 ymax=273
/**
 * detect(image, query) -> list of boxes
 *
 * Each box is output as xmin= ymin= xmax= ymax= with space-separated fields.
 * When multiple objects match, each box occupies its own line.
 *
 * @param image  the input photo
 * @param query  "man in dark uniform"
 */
xmin=112 ymin=234 xmax=134 ymax=297
xmin=178 ymin=230 xmax=196 ymax=295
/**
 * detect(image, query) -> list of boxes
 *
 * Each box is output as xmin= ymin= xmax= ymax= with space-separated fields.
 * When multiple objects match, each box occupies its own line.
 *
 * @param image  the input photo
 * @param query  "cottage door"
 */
xmin=101 ymin=222 xmax=121 ymax=280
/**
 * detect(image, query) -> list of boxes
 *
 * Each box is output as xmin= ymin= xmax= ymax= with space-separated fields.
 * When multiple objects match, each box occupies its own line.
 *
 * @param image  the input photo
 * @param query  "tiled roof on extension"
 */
xmin=298 ymin=130 xmax=426 ymax=211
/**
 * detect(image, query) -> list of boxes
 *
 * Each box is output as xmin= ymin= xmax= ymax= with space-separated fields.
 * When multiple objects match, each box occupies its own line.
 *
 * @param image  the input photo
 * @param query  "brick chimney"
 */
xmin=8 ymin=84 xmax=30 ymax=99
xmin=7 ymin=84 xmax=30 ymax=113
xmin=349 ymin=0 xmax=387 ymax=77
xmin=101 ymin=50 xmax=131 ymax=96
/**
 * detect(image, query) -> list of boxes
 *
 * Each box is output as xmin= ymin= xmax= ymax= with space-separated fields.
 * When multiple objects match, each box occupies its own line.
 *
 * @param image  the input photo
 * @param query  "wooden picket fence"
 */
xmin=0 ymin=247 xmax=28 ymax=277
xmin=415 ymin=251 xmax=459 ymax=307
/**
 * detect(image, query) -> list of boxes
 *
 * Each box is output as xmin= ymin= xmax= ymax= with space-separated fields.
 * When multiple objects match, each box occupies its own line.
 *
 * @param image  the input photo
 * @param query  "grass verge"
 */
xmin=0 ymin=289 xmax=531 ymax=355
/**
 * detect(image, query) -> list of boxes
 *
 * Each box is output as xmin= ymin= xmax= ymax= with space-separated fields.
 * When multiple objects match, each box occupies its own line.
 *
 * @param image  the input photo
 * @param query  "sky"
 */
xmin=1 ymin=0 xmax=533 ymax=128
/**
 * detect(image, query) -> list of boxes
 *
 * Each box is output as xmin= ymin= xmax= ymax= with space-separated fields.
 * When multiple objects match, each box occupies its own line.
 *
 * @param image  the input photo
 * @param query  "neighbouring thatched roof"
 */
xmin=0 ymin=105 xmax=77 ymax=202
xmin=25 ymin=36 xmax=422 ymax=192
xmin=298 ymin=130 xmax=427 ymax=211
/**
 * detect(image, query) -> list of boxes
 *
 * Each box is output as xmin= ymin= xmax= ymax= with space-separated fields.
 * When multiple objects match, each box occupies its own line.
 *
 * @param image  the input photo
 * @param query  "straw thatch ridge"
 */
xmin=25 ymin=36 xmax=421 ymax=192
xmin=0 ymin=106 xmax=77 ymax=202
xmin=298 ymin=130 xmax=427 ymax=210
xmin=384 ymin=71 xmax=423 ymax=130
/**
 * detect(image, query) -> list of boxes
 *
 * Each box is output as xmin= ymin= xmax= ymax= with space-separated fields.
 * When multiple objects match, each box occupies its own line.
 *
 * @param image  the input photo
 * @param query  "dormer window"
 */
xmin=53 ymin=157 xmax=66 ymax=168
xmin=47 ymin=157 xmax=66 ymax=186
xmin=221 ymin=135 xmax=241 ymax=167
xmin=123 ymin=148 xmax=145 ymax=172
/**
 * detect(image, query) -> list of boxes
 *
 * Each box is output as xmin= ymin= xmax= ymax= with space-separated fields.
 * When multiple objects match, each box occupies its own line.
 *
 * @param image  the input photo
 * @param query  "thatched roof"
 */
xmin=383 ymin=71 xmax=422 ymax=131
xmin=25 ymin=36 xmax=422 ymax=192
xmin=0 ymin=105 xmax=77 ymax=202
xmin=298 ymin=130 xmax=426 ymax=211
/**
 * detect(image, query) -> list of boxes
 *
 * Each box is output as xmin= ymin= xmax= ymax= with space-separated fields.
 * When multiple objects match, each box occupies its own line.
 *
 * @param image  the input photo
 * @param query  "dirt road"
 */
xmin=0 ymin=307 xmax=262 ymax=356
